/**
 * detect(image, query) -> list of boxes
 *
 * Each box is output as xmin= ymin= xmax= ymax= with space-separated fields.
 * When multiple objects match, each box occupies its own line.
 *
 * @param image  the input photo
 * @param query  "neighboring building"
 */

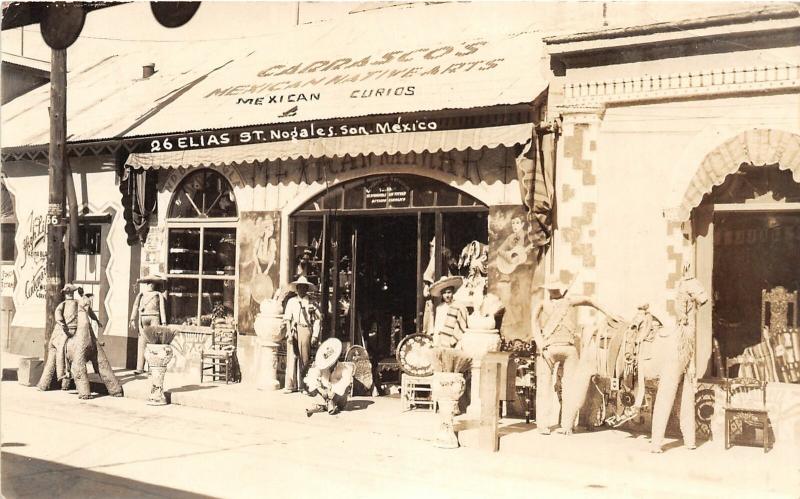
xmin=544 ymin=3 xmax=800 ymax=446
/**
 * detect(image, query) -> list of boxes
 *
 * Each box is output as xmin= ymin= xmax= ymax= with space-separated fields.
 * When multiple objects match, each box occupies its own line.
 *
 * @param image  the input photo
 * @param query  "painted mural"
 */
xmin=237 ymin=211 xmax=281 ymax=334
xmin=488 ymin=205 xmax=538 ymax=342
xmin=12 ymin=210 xmax=47 ymax=327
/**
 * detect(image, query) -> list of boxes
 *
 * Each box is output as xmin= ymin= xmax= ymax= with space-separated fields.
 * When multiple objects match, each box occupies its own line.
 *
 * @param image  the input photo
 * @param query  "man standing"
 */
xmin=129 ymin=275 xmax=167 ymax=375
xmin=429 ymin=276 xmax=469 ymax=349
xmin=532 ymin=276 xmax=618 ymax=435
xmin=283 ymin=275 xmax=321 ymax=393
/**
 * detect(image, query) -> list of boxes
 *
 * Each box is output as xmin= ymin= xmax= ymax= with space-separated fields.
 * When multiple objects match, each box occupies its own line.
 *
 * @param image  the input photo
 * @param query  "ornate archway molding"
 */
xmin=670 ymin=128 xmax=800 ymax=222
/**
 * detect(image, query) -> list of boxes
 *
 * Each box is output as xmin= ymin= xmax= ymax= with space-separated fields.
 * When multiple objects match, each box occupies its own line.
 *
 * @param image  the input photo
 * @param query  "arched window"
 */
xmin=166 ymin=169 xmax=238 ymax=326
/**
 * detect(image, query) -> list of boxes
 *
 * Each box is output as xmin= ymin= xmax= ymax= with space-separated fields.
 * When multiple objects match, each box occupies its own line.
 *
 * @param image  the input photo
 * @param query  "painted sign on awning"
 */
xmin=132 ymin=19 xmax=546 ymax=136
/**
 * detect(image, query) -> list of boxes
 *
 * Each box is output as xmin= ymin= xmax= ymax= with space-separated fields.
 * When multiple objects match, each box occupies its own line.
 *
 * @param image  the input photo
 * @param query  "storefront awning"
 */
xmin=123 ymin=9 xmax=547 ymax=169
xmin=126 ymin=121 xmax=535 ymax=169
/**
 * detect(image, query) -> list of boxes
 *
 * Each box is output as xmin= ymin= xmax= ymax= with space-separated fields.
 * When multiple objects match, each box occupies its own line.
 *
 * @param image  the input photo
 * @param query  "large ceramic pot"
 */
xmin=253 ymin=299 xmax=284 ymax=390
xmin=144 ymin=344 xmax=174 ymax=406
xmin=431 ymin=372 xmax=467 ymax=449
xmin=254 ymin=299 xmax=285 ymax=345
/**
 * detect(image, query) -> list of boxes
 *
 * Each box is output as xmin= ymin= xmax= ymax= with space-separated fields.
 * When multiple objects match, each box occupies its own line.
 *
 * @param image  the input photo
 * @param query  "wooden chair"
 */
xmin=200 ymin=319 xmax=240 ymax=384
xmin=724 ymin=378 xmax=771 ymax=453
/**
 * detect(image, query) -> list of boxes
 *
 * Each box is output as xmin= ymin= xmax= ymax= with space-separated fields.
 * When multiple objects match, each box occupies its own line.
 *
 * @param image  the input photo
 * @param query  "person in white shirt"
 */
xmin=429 ymin=276 xmax=468 ymax=349
xmin=304 ymin=338 xmax=354 ymax=416
xmin=282 ymin=275 xmax=321 ymax=393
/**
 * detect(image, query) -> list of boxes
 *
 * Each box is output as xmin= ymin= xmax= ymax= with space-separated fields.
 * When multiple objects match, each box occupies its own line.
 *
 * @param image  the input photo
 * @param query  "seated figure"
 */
xmin=304 ymin=338 xmax=354 ymax=416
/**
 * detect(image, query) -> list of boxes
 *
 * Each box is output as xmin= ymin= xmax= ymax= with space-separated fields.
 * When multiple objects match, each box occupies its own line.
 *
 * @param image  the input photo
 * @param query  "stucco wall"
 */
xmin=592 ymin=92 xmax=800 ymax=319
xmin=2 ymin=157 xmax=133 ymax=362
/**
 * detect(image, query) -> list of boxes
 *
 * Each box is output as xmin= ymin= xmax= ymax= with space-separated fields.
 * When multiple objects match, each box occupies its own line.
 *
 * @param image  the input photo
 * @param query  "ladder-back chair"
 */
xmin=200 ymin=319 xmax=240 ymax=384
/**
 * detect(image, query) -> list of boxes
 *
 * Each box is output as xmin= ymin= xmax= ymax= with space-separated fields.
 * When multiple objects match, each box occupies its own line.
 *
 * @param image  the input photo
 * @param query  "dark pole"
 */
xmin=43 ymin=47 xmax=67 ymax=361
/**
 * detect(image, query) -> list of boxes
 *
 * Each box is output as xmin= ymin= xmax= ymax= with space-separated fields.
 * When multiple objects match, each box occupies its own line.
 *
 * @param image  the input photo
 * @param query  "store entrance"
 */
xmin=342 ymin=215 xmax=418 ymax=359
xmin=290 ymin=174 xmax=489 ymax=362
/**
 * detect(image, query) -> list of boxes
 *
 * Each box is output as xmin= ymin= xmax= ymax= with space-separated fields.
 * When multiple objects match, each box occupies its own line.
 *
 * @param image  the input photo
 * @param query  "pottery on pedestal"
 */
xmin=253 ymin=299 xmax=285 ymax=390
xmin=144 ymin=344 xmax=174 ymax=406
xmin=461 ymin=327 xmax=501 ymax=418
xmin=431 ymin=372 xmax=467 ymax=448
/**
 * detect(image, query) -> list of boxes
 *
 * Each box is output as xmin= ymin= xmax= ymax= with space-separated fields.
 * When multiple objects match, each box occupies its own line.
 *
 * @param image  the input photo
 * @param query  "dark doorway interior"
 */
xmin=713 ymin=211 xmax=800 ymax=361
xmin=348 ymin=215 xmax=418 ymax=359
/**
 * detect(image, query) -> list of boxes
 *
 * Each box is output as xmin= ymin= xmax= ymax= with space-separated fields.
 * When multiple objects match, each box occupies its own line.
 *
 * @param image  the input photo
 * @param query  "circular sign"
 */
xmin=151 ymin=2 xmax=201 ymax=28
xmin=396 ymin=334 xmax=434 ymax=377
xmin=40 ymin=3 xmax=86 ymax=50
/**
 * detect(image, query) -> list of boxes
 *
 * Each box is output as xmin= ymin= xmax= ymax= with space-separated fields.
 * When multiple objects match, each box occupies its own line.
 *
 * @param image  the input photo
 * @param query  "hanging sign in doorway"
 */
xmin=365 ymin=178 xmax=411 ymax=208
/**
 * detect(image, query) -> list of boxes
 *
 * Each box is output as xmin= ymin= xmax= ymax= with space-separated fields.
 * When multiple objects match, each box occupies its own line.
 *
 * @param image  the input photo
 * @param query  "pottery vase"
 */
xmin=431 ymin=372 xmax=467 ymax=448
xmin=253 ymin=299 xmax=285 ymax=390
xmin=144 ymin=344 xmax=174 ymax=405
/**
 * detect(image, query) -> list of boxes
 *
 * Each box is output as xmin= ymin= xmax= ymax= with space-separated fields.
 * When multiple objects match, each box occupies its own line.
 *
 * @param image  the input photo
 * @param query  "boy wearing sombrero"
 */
xmin=532 ymin=275 xmax=619 ymax=435
xmin=129 ymin=274 xmax=167 ymax=374
xmin=282 ymin=275 xmax=321 ymax=393
xmin=429 ymin=275 xmax=469 ymax=349
xmin=303 ymin=338 xmax=354 ymax=416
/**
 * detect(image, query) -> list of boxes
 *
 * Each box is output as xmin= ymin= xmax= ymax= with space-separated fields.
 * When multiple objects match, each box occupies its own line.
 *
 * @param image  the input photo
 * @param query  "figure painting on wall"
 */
xmin=488 ymin=206 xmax=536 ymax=341
xmin=238 ymin=212 xmax=281 ymax=334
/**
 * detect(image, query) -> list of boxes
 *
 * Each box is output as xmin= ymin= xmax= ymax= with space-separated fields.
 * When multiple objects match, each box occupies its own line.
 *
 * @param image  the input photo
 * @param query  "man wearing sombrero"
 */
xmin=303 ymin=338 xmax=354 ymax=416
xmin=532 ymin=275 xmax=619 ymax=435
xmin=429 ymin=275 xmax=469 ymax=349
xmin=282 ymin=275 xmax=321 ymax=393
xmin=129 ymin=274 xmax=167 ymax=374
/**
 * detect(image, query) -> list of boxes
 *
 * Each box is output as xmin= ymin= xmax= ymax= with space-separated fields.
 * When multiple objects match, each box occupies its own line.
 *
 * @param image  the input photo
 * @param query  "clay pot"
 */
xmin=467 ymin=313 xmax=496 ymax=330
xmin=254 ymin=299 xmax=285 ymax=345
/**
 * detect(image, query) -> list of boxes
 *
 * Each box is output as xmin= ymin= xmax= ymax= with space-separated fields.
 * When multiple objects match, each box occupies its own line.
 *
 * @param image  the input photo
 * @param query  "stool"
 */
xmin=401 ymin=374 xmax=435 ymax=412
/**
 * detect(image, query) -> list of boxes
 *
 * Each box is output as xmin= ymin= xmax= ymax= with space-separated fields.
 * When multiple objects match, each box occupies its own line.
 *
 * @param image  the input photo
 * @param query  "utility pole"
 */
xmin=43 ymin=48 xmax=67 ymax=361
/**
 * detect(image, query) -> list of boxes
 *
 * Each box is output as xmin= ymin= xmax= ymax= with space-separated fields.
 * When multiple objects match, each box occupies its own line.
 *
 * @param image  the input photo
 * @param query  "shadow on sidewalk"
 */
xmin=345 ymin=400 xmax=374 ymax=411
xmin=168 ymin=384 xmax=219 ymax=394
xmin=1 ymin=452 xmax=214 ymax=499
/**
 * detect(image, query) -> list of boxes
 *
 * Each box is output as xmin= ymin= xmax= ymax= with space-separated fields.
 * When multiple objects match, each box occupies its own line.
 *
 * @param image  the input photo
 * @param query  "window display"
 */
xmin=166 ymin=170 xmax=237 ymax=326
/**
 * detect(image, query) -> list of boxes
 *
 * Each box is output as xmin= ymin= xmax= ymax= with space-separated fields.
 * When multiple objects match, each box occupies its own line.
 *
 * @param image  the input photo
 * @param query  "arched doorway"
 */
xmin=165 ymin=169 xmax=238 ymax=326
xmin=687 ymin=130 xmax=800 ymax=379
xmin=290 ymin=174 xmax=488 ymax=359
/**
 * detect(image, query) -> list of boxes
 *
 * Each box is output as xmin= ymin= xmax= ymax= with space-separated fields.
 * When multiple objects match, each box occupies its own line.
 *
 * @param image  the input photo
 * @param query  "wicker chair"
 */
xmin=200 ymin=319 xmax=240 ymax=384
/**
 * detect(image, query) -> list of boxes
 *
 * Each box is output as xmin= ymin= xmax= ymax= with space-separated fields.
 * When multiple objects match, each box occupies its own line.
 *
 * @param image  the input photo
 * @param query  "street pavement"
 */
xmin=2 ymin=380 xmax=799 ymax=499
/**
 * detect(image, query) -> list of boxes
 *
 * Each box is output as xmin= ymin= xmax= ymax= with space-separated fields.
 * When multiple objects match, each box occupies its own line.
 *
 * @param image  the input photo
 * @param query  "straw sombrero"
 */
xmin=289 ymin=275 xmax=318 ymax=292
xmin=315 ymin=338 xmax=343 ymax=370
xmin=429 ymin=276 xmax=464 ymax=297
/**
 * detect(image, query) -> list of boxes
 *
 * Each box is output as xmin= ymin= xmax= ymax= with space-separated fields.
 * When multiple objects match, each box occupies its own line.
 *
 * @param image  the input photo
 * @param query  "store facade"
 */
xmin=1 ymin=9 xmax=553 ymax=386
xmin=544 ymin=6 xmax=800 ymax=447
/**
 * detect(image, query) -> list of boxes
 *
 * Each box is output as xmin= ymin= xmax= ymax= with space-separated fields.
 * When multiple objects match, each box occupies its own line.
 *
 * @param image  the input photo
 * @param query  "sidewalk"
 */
xmin=98 ymin=366 xmax=800 ymax=496
xmin=4 ymin=350 xmax=798 ymax=497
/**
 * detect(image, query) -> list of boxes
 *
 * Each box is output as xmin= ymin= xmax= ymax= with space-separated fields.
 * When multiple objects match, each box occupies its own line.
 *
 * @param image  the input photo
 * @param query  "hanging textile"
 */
xmin=120 ymin=167 xmax=157 ymax=245
xmin=515 ymin=127 xmax=554 ymax=249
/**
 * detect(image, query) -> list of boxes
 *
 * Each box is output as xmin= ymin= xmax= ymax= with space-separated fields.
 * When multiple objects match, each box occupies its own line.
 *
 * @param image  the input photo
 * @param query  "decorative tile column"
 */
xmin=554 ymin=105 xmax=604 ymax=324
